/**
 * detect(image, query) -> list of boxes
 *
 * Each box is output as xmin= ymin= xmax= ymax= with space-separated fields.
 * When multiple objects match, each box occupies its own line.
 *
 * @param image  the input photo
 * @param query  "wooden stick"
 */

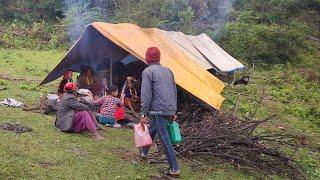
xmin=250 ymin=63 xmax=255 ymax=77
xmin=233 ymin=93 xmax=241 ymax=117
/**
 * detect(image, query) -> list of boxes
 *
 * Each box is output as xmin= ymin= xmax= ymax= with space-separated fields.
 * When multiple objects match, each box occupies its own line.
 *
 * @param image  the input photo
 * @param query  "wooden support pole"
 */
xmin=110 ymin=58 xmax=113 ymax=86
xmin=250 ymin=63 xmax=255 ymax=77
xmin=234 ymin=93 xmax=241 ymax=117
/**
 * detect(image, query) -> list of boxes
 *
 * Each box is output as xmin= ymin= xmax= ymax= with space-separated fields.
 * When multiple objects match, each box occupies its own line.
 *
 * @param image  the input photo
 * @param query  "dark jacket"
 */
xmin=55 ymin=92 xmax=90 ymax=132
xmin=141 ymin=63 xmax=177 ymax=116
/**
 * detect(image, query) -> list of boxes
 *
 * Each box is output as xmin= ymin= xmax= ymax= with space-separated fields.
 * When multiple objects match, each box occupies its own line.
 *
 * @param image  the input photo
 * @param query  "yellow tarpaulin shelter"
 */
xmin=40 ymin=22 xmax=225 ymax=109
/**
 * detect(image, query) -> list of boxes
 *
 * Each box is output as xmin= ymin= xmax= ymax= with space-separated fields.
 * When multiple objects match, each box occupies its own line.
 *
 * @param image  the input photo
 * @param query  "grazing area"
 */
xmin=0 ymin=49 xmax=319 ymax=179
xmin=1 ymin=0 xmax=320 ymax=179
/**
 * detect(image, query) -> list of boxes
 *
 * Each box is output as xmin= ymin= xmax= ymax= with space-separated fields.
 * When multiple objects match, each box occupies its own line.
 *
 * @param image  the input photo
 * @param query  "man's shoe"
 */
xmin=139 ymin=150 xmax=148 ymax=159
xmin=162 ymin=168 xmax=180 ymax=178
xmin=168 ymin=169 xmax=180 ymax=178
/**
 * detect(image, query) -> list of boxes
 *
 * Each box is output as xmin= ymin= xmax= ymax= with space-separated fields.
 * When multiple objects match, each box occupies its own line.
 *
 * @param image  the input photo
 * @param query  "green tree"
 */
xmin=111 ymin=0 xmax=195 ymax=33
xmin=220 ymin=0 xmax=320 ymax=64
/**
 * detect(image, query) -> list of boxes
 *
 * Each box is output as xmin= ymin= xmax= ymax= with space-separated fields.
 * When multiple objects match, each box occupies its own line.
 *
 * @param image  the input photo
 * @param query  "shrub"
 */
xmin=220 ymin=22 xmax=307 ymax=64
xmin=221 ymin=0 xmax=320 ymax=65
xmin=111 ymin=0 xmax=195 ymax=33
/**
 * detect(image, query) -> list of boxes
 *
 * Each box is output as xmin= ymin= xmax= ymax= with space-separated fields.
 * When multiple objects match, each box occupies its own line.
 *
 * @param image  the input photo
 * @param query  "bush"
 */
xmin=220 ymin=0 xmax=320 ymax=65
xmin=0 ymin=20 xmax=67 ymax=49
xmin=111 ymin=0 xmax=195 ymax=33
xmin=0 ymin=0 xmax=63 ymax=23
xmin=220 ymin=22 xmax=307 ymax=64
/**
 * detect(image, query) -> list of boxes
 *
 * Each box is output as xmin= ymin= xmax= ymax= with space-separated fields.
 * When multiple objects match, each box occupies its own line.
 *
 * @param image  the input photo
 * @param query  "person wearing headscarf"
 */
xmin=55 ymin=82 xmax=104 ymax=140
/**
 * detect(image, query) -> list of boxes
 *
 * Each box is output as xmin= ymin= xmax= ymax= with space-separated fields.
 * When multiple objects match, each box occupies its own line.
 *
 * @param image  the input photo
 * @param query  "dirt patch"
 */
xmin=38 ymin=161 xmax=56 ymax=168
xmin=0 ymin=123 xmax=32 ymax=133
xmin=0 ymin=73 xmax=39 ymax=83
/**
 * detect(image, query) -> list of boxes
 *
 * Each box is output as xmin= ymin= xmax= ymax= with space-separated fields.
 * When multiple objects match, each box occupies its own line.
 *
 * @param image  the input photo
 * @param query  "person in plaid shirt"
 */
xmin=93 ymin=86 xmax=124 ymax=127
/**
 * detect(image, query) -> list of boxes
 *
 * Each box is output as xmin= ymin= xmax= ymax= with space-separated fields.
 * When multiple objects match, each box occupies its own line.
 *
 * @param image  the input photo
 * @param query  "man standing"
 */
xmin=140 ymin=47 xmax=180 ymax=177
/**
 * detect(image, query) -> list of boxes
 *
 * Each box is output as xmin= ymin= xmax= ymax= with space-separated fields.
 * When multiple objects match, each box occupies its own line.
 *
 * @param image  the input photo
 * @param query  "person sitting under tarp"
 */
xmin=124 ymin=77 xmax=141 ymax=117
xmin=44 ymin=70 xmax=73 ymax=115
xmin=77 ymin=67 xmax=100 ymax=96
xmin=55 ymin=82 xmax=104 ymax=140
xmin=58 ymin=70 xmax=73 ymax=96
xmin=93 ymin=85 xmax=124 ymax=128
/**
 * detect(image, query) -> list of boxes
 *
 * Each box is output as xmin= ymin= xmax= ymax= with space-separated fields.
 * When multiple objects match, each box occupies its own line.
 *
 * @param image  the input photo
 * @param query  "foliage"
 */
xmin=221 ymin=22 xmax=308 ymax=64
xmin=0 ymin=0 xmax=67 ymax=49
xmin=269 ymin=65 xmax=320 ymax=127
xmin=0 ymin=0 xmax=63 ymax=23
xmin=0 ymin=20 xmax=67 ymax=49
xmin=111 ymin=0 xmax=196 ymax=33
xmin=220 ymin=0 xmax=320 ymax=64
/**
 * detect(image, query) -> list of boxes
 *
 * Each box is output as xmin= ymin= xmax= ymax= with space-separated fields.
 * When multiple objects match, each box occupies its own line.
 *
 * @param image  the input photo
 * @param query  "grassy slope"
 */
xmin=0 ymin=49 xmax=253 ymax=179
xmin=222 ymin=69 xmax=320 ymax=179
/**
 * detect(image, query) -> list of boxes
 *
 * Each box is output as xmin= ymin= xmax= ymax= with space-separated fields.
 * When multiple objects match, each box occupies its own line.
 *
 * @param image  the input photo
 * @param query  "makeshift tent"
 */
xmin=40 ymin=22 xmax=226 ymax=109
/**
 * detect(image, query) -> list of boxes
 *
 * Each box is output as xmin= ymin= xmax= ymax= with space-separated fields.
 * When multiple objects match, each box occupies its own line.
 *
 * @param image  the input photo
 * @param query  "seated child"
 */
xmin=92 ymin=85 xmax=124 ymax=128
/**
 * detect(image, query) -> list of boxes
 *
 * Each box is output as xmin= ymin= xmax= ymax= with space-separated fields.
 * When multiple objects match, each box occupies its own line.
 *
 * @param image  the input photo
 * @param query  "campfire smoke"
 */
xmin=61 ymin=0 xmax=109 ymax=44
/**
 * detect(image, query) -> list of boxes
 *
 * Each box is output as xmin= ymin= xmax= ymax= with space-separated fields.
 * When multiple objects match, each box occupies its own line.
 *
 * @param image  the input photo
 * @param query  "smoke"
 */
xmin=210 ymin=0 xmax=236 ymax=21
xmin=190 ymin=0 xmax=236 ymax=37
xmin=62 ymin=0 xmax=109 ymax=44
xmin=209 ymin=0 xmax=236 ymax=37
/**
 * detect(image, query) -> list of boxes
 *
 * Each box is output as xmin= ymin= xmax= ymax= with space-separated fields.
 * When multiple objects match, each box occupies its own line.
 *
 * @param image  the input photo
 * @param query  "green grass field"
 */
xmin=0 ymin=49 xmax=319 ymax=179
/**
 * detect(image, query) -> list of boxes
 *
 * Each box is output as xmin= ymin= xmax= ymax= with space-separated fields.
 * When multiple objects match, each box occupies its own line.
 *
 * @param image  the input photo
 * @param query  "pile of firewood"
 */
xmin=150 ymin=104 xmax=310 ymax=179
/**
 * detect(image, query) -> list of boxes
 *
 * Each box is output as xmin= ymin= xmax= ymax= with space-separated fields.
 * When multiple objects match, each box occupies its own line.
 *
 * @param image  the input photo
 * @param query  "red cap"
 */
xmin=145 ymin=47 xmax=161 ymax=64
xmin=64 ymin=82 xmax=77 ymax=92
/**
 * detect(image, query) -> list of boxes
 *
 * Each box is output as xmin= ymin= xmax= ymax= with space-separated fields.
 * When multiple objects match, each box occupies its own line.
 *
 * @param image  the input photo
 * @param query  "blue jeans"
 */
xmin=141 ymin=115 xmax=180 ymax=171
xmin=96 ymin=115 xmax=115 ymax=125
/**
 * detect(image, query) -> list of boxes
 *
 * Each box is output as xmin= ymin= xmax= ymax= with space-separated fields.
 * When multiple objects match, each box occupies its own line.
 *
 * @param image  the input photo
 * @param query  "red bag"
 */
xmin=114 ymin=106 xmax=125 ymax=121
